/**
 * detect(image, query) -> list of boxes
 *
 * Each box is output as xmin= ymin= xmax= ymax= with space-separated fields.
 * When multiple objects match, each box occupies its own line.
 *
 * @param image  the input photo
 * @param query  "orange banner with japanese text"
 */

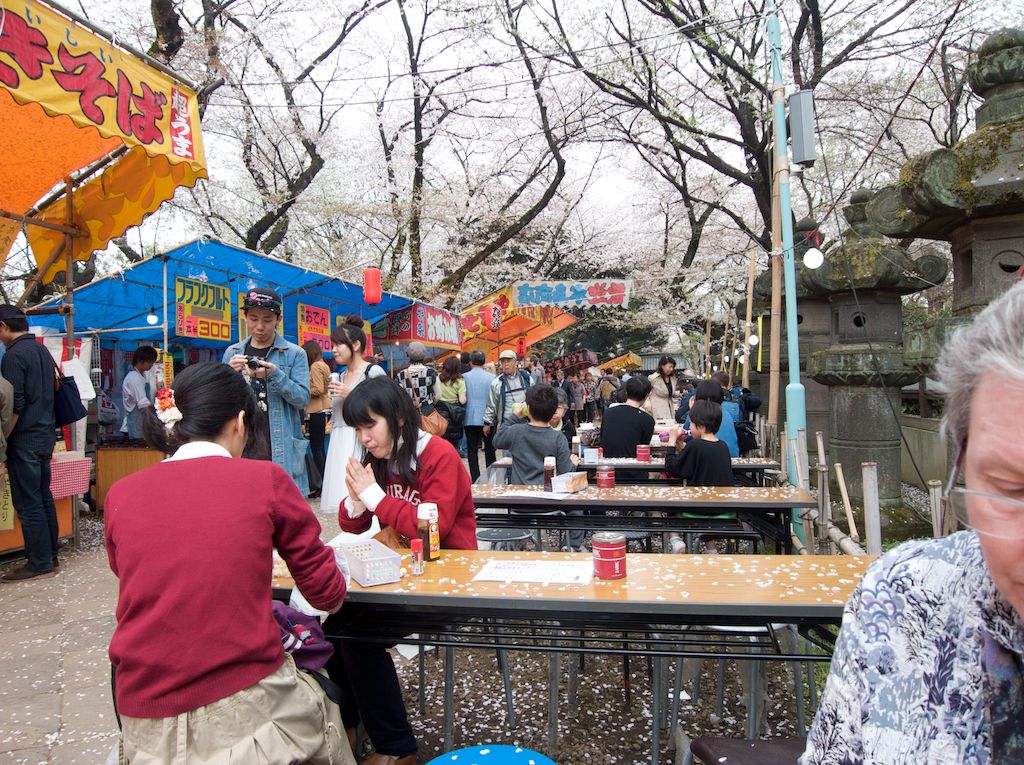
xmin=0 ymin=0 xmax=206 ymax=170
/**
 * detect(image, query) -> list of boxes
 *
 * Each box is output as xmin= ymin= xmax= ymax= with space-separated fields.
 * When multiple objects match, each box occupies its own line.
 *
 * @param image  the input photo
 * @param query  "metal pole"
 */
xmin=719 ymin=311 xmax=731 ymax=372
xmin=862 ymin=462 xmax=882 ymax=556
xmin=767 ymin=1 xmax=807 ymax=472
xmin=62 ymin=177 xmax=79 ymax=456
xmin=162 ymin=256 xmax=169 ymax=354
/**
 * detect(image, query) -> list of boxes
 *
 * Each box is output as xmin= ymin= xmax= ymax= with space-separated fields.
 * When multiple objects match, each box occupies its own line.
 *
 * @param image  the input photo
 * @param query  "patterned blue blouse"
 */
xmin=802 ymin=532 xmax=1024 ymax=765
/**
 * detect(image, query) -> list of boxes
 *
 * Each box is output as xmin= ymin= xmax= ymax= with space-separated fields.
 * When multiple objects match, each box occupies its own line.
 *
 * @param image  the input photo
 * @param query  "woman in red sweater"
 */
xmin=104 ymin=362 xmax=350 ymax=764
xmin=326 ymin=376 xmax=476 ymax=765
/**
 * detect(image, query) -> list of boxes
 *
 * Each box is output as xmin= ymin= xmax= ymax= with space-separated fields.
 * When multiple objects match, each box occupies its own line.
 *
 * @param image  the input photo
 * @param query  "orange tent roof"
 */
xmin=0 ymin=0 xmax=207 ymax=281
xmin=460 ymin=285 xmax=576 ymax=362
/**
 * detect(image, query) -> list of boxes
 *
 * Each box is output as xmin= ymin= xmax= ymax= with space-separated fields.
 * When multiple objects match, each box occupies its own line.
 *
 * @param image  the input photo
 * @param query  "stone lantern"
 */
xmin=865 ymin=27 xmax=1024 ymax=356
xmin=808 ymin=191 xmax=948 ymax=505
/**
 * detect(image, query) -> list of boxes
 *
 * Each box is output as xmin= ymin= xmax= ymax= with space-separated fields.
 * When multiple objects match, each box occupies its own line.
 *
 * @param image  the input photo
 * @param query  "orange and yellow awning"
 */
xmin=460 ymin=285 xmax=576 ymax=362
xmin=0 ymin=0 xmax=207 ymax=280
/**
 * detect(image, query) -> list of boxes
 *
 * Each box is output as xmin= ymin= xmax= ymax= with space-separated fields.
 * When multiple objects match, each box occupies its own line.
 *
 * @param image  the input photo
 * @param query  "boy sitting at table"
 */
xmin=664 ymin=399 xmax=734 ymax=553
xmin=493 ymin=384 xmax=585 ymax=551
xmin=599 ymin=375 xmax=655 ymax=482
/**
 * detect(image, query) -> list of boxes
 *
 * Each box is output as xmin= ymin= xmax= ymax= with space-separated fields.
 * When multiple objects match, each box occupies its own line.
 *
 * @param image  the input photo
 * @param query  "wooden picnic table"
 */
xmin=489 ymin=456 xmax=780 ymax=486
xmin=274 ymin=550 xmax=869 ymax=763
xmin=472 ymin=483 xmax=814 ymax=553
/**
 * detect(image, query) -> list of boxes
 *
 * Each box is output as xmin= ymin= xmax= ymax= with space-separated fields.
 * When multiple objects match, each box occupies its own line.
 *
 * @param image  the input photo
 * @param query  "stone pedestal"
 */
xmin=812 ymin=344 xmax=919 ymax=505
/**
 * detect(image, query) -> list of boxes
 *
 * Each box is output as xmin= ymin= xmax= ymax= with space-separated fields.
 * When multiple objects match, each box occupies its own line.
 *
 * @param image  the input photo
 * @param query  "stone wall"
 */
xmin=899 ymin=415 xmax=952 ymax=489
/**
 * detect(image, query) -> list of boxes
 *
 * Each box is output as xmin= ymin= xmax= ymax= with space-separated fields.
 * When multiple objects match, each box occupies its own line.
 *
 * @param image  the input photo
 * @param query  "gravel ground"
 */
xmin=395 ymin=642 xmax=814 ymax=764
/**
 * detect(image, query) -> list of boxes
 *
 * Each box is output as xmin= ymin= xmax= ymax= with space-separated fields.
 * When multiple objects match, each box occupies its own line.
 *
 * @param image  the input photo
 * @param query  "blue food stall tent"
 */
xmin=30 ymin=237 xmax=413 ymax=349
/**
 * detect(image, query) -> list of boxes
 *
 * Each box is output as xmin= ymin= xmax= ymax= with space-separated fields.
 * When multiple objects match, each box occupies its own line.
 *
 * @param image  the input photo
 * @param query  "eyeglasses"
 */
xmin=943 ymin=445 xmax=1024 ymax=539
xmin=948 ymin=489 xmax=1024 ymax=539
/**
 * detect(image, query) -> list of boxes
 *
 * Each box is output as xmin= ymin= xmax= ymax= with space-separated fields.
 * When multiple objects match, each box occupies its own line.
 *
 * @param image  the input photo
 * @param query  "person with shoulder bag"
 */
xmin=437 ymin=355 xmax=467 ymax=446
xmin=399 ymin=342 xmax=447 ymax=436
xmin=104 ymin=362 xmax=352 ymax=764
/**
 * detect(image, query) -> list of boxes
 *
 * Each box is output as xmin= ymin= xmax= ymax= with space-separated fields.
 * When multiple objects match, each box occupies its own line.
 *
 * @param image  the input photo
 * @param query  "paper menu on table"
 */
xmin=472 ymin=559 xmax=593 ymax=584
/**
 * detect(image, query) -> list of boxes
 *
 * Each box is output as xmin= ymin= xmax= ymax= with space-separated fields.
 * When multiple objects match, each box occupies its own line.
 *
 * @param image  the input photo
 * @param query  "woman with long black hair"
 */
xmin=321 ymin=314 xmax=386 ymax=515
xmin=325 ymin=376 xmax=476 ymax=765
xmin=104 ymin=362 xmax=350 ymax=763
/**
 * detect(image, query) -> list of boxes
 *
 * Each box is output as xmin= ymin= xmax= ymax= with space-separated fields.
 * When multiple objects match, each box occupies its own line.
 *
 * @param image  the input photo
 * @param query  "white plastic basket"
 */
xmin=342 ymin=539 xmax=403 ymax=587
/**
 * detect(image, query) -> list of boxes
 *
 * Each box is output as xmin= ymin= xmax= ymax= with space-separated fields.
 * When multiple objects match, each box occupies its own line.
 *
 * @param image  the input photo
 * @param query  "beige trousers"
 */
xmin=120 ymin=655 xmax=356 ymax=765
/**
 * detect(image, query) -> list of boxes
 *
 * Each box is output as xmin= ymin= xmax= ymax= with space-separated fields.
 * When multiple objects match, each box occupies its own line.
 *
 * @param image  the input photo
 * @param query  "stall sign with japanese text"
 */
xmin=175 ymin=277 xmax=231 ymax=341
xmin=513 ymin=280 xmax=632 ymax=309
xmin=298 ymin=303 xmax=331 ymax=353
xmin=460 ymin=287 xmax=513 ymax=343
xmin=384 ymin=303 xmax=461 ymax=351
xmin=0 ymin=0 xmax=205 ymax=166
xmin=157 ymin=348 xmax=174 ymax=388
xmin=543 ymin=349 xmax=598 ymax=374
xmin=0 ymin=474 xmax=13 ymax=531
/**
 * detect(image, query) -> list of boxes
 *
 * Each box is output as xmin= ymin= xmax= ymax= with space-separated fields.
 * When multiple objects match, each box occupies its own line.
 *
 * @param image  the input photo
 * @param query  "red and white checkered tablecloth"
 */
xmin=50 ymin=458 xmax=91 ymax=499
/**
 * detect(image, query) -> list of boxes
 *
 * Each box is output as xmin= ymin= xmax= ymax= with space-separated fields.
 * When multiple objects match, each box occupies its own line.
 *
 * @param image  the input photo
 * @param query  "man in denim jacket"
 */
xmin=223 ymin=288 xmax=310 ymax=494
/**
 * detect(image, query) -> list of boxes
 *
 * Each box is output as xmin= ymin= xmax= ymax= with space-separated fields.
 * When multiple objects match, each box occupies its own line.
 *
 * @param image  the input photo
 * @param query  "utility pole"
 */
xmin=742 ymin=250 xmax=756 ymax=389
xmin=765 ymin=1 xmax=802 ymax=448
xmin=768 ymin=0 xmax=808 ymax=531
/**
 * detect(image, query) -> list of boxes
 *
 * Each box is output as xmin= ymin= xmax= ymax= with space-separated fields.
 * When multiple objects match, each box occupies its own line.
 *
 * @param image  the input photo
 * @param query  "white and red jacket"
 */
xmin=340 ymin=431 xmax=477 ymax=550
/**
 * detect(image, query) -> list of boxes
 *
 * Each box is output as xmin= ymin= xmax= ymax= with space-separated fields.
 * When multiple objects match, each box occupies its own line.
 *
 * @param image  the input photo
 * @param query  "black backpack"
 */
xmin=728 ymin=386 xmax=761 ymax=453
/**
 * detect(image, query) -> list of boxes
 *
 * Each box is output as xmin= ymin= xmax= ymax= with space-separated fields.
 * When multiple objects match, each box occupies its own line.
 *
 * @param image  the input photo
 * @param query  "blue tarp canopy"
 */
xmin=31 ymin=238 xmax=413 ymax=349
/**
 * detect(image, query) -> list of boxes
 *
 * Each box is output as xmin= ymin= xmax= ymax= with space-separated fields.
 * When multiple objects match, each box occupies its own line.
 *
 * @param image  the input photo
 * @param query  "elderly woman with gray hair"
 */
xmin=802 ymin=283 xmax=1024 ymax=764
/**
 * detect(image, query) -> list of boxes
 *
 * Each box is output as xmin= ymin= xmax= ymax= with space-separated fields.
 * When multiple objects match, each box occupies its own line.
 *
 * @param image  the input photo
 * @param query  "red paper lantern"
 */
xmin=363 ymin=267 xmax=382 ymax=305
xmin=516 ymin=337 xmax=527 ymax=357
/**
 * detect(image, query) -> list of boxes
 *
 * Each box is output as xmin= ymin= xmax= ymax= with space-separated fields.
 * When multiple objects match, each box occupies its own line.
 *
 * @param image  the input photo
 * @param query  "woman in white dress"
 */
xmin=320 ymin=314 xmax=386 ymax=515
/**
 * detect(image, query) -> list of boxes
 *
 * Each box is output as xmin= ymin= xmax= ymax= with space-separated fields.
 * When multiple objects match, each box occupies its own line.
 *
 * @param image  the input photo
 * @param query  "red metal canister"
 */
xmin=636 ymin=445 xmax=651 ymax=462
xmin=596 ymin=466 xmax=615 ymax=488
xmin=592 ymin=532 xmax=627 ymax=579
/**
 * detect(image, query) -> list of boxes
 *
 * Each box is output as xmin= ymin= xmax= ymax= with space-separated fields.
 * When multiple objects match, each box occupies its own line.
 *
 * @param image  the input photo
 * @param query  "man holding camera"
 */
xmin=223 ymin=287 xmax=310 ymax=493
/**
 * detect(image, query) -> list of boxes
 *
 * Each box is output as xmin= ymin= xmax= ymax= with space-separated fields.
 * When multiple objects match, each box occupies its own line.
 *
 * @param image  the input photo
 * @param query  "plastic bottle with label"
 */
xmin=543 ymin=456 xmax=556 ymax=491
xmin=419 ymin=502 xmax=441 ymax=560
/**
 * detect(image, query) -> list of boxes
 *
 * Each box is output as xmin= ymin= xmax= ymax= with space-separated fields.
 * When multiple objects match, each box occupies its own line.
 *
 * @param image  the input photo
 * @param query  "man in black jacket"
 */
xmin=0 ymin=305 xmax=59 ymax=582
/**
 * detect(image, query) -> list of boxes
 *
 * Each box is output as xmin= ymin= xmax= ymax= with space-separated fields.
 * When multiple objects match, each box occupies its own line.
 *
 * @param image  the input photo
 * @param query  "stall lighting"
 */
xmin=748 ymin=334 xmax=759 ymax=346
xmin=146 ymin=308 xmax=159 ymax=325
xmin=803 ymin=247 xmax=824 ymax=269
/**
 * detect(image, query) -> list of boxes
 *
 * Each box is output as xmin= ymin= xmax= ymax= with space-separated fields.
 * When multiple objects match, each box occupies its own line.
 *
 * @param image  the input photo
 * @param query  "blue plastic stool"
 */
xmin=426 ymin=745 xmax=556 ymax=764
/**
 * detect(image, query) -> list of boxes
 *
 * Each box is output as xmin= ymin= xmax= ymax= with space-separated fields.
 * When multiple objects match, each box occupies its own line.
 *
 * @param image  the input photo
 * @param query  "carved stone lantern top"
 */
xmin=865 ymin=28 xmax=1024 ymax=240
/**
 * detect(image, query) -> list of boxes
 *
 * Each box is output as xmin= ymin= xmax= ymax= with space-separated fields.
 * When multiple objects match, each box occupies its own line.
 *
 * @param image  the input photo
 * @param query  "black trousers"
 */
xmin=324 ymin=635 xmax=417 ymax=758
xmin=464 ymin=425 xmax=495 ymax=482
xmin=307 ymin=411 xmax=327 ymax=492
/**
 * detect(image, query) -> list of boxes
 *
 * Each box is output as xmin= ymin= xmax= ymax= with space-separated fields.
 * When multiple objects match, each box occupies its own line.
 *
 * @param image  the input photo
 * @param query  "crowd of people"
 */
xmin=3 ymin=277 xmax=1018 ymax=765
